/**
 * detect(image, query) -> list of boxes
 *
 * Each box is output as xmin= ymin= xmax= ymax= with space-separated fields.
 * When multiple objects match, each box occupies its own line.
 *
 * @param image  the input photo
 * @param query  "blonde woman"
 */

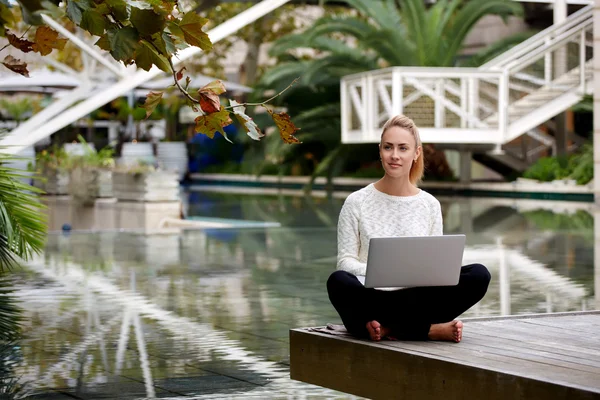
xmin=327 ymin=115 xmax=490 ymax=342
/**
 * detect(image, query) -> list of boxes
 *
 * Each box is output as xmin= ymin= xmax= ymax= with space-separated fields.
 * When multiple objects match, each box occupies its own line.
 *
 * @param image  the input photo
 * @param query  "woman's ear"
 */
xmin=415 ymin=145 xmax=422 ymax=161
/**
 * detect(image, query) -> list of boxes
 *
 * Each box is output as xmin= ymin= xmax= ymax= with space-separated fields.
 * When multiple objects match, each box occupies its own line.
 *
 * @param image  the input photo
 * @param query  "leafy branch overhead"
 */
xmin=0 ymin=0 xmax=301 ymax=146
xmin=141 ymin=78 xmax=301 ymax=144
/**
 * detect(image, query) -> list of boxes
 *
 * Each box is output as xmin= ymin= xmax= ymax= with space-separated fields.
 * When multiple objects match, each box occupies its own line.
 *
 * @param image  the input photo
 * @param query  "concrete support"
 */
xmin=459 ymin=149 xmax=472 ymax=183
xmin=595 ymin=0 xmax=600 ymax=205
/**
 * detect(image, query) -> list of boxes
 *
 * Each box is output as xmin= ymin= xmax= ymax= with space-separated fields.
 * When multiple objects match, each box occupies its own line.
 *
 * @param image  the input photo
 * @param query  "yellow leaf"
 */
xmin=141 ymin=91 xmax=163 ymax=119
xmin=267 ymin=109 xmax=301 ymax=144
xmin=194 ymin=107 xmax=233 ymax=140
xmin=32 ymin=26 xmax=67 ymax=56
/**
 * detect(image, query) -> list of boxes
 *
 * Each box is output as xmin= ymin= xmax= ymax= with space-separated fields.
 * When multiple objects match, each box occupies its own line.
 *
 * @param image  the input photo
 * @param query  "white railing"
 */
xmin=341 ymin=5 xmax=593 ymax=146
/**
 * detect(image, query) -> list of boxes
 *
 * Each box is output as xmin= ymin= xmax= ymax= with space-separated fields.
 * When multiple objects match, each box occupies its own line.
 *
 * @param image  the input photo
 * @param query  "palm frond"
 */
xmin=442 ymin=0 xmax=523 ymax=65
xmin=0 ymin=276 xmax=21 ymax=341
xmin=0 ymin=151 xmax=47 ymax=273
xmin=305 ymin=15 xmax=373 ymax=42
xmin=268 ymin=34 xmax=312 ymax=58
xmin=460 ymin=30 xmax=536 ymax=67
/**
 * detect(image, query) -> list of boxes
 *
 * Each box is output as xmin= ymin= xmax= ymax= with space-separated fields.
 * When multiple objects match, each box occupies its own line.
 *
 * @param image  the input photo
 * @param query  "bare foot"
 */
xmin=366 ymin=320 xmax=391 ymax=341
xmin=428 ymin=320 xmax=463 ymax=343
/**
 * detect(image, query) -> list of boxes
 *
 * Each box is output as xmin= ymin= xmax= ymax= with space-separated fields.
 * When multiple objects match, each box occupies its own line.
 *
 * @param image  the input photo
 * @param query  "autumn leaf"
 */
xmin=229 ymin=100 xmax=263 ymax=141
xmin=7 ymin=31 xmax=34 ymax=53
xmin=197 ymin=80 xmax=226 ymax=114
xmin=2 ymin=55 xmax=29 ymax=77
xmin=194 ymin=107 xmax=233 ymax=141
xmin=135 ymin=40 xmax=170 ymax=72
xmin=267 ymin=109 xmax=301 ymax=144
xmin=178 ymin=12 xmax=212 ymax=51
xmin=32 ymin=26 xmax=67 ymax=56
xmin=176 ymin=66 xmax=186 ymax=81
xmin=142 ymin=91 xmax=163 ymax=119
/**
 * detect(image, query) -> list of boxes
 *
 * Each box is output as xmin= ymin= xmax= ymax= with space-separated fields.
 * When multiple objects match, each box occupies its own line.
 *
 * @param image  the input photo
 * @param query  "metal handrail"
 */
xmin=481 ymin=4 xmax=592 ymax=70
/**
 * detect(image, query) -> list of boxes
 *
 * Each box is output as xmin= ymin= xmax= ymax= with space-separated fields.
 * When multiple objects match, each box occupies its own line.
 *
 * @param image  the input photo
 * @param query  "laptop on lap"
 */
xmin=364 ymin=235 xmax=466 ymax=288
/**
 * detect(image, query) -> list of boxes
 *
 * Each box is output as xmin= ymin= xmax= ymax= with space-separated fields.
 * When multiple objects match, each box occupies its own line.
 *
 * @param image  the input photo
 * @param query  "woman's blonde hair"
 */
xmin=380 ymin=115 xmax=425 ymax=185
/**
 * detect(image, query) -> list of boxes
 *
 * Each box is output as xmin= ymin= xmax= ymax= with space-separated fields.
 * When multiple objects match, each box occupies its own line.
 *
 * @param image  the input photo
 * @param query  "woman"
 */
xmin=327 ymin=115 xmax=490 ymax=343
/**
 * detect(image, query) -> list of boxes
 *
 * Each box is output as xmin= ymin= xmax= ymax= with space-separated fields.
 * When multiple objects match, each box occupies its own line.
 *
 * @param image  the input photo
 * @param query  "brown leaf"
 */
xmin=267 ymin=109 xmax=301 ymax=144
xmin=7 ymin=31 xmax=34 ymax=53
xmin=197 ymin=80 xmax=226 ymax=114
xmin=2 ymin=55 xmax=29 ymax=77
xmin=141 ymin=91 xmax=163 ymax=119
xmin=194 ymin=107 xmax=233 ymax=140
xmin=32 ymin=26 xmax=68 ymax=56
xmin=176 ymin=66 xmax=186 ymax=81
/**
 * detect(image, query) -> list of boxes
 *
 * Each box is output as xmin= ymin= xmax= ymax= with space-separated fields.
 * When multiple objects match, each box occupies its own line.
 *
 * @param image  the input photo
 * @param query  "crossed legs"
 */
xmin=326 ymin=264 xmax=491 ymax=342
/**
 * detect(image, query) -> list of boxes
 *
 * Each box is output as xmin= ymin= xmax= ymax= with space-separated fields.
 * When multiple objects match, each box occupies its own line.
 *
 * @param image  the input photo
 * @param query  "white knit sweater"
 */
xmin=336 ymin=183 xmax=443 ymax=282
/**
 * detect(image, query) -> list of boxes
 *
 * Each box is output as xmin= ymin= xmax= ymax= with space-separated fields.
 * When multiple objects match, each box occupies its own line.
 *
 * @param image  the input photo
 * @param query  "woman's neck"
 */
xmin=374 ymin=175 xmax=419 ymax=197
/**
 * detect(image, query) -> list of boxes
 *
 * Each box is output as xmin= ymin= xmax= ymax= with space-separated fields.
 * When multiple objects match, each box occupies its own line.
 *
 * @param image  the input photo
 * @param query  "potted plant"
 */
xmin=112 ymin=163 xmax=179 ymax=202
xmin=34 ymin=146 xmax=70 ymax=195
xmin=68 ymin=136 xmax=115 ymax=205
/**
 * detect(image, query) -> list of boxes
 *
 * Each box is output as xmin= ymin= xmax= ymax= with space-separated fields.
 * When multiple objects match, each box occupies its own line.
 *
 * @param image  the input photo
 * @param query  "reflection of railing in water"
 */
xmin=17 ymin=258 xmax=344 ymax=397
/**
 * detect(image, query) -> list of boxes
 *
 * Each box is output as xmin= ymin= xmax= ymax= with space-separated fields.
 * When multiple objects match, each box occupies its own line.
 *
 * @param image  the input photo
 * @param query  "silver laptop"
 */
xmin=364 ymin=235 xmax=466 ymax=288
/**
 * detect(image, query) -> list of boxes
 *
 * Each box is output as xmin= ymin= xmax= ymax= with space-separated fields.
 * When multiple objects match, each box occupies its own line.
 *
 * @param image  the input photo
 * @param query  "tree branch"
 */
xmin=224 ymin=77 xmax=299 ymax=110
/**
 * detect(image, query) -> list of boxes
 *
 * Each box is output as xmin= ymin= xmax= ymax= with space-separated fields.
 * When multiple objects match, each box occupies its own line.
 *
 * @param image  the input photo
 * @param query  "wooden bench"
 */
xmin=290 ymin=311 xmax=600 ymax=399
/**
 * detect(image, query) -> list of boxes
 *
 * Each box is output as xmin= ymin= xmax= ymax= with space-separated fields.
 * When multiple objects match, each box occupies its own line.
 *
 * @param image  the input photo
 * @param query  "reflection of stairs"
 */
xmin=340 ymin=5 xmax=593 ymax=175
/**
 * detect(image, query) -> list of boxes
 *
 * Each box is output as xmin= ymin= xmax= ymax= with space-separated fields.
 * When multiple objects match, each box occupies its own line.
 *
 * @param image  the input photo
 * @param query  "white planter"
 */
xmin=119 ymin=142 xmax=155 ymax=167
xmin=38 ymin=167 xmax=69 ymax=195
xmin=69 ymin=166 xmax=113 ymax=205
xmin=156 ymin=141 xmax=188 ymax=180
xmin=113 ymin=170 xmax=179 ymax=202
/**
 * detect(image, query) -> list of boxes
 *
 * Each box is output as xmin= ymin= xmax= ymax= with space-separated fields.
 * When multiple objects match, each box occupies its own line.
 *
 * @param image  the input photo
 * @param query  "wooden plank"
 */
xmin=291 ymin=313 xmax=600 ymax=399
xmin=290 ymin=329 xmax=600 ymax=400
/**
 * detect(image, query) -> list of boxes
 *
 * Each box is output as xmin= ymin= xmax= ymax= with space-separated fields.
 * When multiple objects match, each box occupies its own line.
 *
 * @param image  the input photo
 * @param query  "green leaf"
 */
xmin=105 ymin=0 xmax=128 ymax=22
xmin=95 ymin=3 xmax=110 ymax=15
xmin=66 ymin=0 xmax=91 ymax=25
xmin=81 ymin=9 xmax=106 ymax=36
xmin=178 ymin=12 xmax=212 ymax=51
xmin=130 ymin=7 xmax=165 ymax=36
xmin=135 ymin=40 xmax=170 ymax=72
xmin=109 ymin=26 xmax=139 ymax=62
xmin=95 ymin=34 xmax=110 ymax=51
xmin=230 ymin=100 xmax=263 ymax=141
xmin=162 ymin=32 xmax=176 ymax=54
xmin=141 ymin=91 xmax=163 ymax=119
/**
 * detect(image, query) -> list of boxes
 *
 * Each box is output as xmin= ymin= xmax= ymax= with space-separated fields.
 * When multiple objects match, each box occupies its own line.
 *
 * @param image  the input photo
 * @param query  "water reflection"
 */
xmin=10 ymin=191 xmax=599 ymax=398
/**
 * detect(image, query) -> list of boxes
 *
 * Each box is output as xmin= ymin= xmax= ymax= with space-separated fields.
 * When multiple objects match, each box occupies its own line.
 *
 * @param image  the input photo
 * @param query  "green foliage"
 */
xmin=0 ymin=276 xmax=22 ymax=399
xmin=523 ymin=209 xmax=593 ymax=233
xmin=522 ymin=144 xmax=593 ymax=185
xmin=255 ymin=0 xmax=524 ymax=185
xmin=68 ymin=135 xmax=115 ymax=170
xmin=0 ymin=150 xmax=47 ymax=273
xmin=35 ymin=145 xmax=70 ymax=172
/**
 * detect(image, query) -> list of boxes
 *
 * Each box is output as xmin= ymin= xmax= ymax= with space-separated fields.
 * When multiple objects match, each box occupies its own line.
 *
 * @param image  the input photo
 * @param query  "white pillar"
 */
xmin=595 ymin=0 xmax=600 ymax=205
xmin=554 ymin=0 xmax=568 ymax=25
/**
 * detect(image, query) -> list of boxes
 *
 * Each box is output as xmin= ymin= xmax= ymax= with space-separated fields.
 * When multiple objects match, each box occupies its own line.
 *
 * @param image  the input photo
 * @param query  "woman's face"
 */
xmin=379 ymin=126 xmax=421 ymax=179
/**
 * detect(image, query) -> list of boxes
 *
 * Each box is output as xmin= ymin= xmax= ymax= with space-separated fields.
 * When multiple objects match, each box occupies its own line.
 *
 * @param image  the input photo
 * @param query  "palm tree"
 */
xmin=0 ymin=147 xmax=46 ymax=397
xmin=252 ymin=0 xmax=529 ymax=187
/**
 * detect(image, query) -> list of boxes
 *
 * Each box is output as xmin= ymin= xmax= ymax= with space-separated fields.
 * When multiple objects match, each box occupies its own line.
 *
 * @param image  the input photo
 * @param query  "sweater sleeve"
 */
xmin=430 ymin=199 xmax=443 ymax=236
xmin=336 ymin=198 xmax=367 ymax=276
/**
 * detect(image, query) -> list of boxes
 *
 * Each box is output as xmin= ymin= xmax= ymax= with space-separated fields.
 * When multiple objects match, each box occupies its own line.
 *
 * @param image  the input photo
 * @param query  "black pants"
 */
xmin=327 ymin=264 xmax=491 ymax=340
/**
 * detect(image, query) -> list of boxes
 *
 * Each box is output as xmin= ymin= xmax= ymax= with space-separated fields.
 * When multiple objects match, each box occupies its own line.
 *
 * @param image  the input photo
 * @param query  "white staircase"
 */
xmin=340 ymin=5 xmax=593 ymax=169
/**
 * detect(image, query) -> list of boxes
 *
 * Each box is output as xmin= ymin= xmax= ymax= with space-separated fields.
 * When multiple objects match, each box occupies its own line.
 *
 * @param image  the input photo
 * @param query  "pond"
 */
xmin=7 ymin=189 xmax=598 ymax=399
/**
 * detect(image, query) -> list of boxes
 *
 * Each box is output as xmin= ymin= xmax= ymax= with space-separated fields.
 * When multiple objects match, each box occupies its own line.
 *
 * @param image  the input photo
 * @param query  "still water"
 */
xmin=7 ymin=189 xmax=599 ymax=399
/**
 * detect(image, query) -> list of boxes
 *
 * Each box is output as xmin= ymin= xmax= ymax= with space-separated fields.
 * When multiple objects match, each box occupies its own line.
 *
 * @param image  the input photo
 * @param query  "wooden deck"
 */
xmin=290 ymin=312 xmax=600 ymax=400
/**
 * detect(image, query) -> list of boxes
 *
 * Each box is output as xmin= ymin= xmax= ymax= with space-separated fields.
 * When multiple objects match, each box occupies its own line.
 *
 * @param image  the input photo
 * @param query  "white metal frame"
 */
xmin=0 ymin=0 xmax=292 ymax=153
